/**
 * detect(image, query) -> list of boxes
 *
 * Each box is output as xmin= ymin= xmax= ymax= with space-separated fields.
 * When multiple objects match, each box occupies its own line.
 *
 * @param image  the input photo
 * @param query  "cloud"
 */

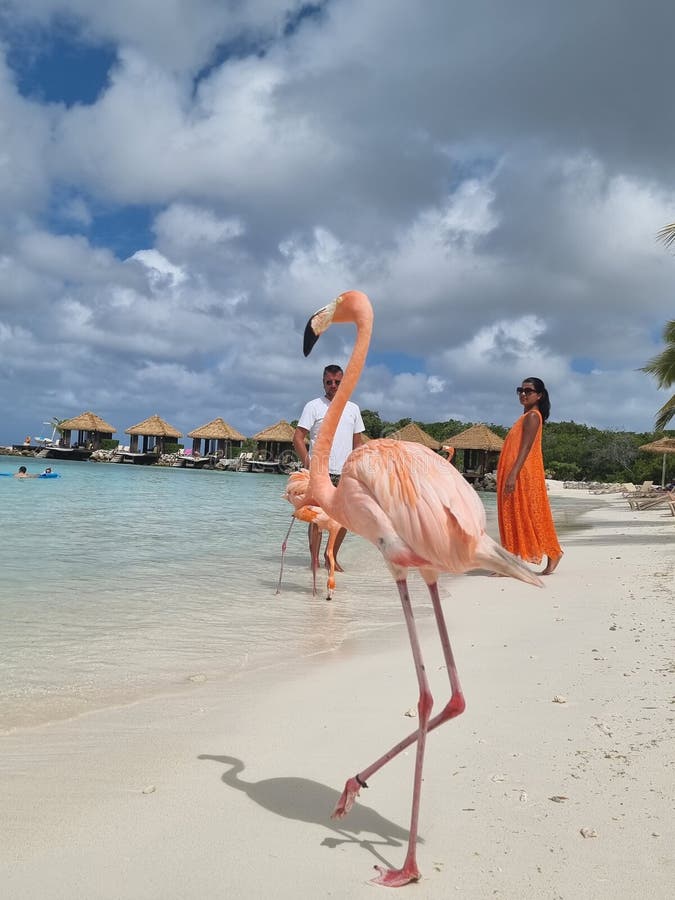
xmin=0 ymin=1 xmax=674 ymax=445
xmin=1 ymin=0 xmax=311 ymax=72
xmin=0 ymin=52 xmax=53 ymax=219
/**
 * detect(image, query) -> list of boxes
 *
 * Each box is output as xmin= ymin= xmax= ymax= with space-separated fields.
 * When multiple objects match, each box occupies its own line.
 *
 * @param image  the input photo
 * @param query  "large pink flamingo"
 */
xmin=300 ymin=290 xmax=543 ymax=887
xmin=279 ymin=469 xmax=343 ymax=600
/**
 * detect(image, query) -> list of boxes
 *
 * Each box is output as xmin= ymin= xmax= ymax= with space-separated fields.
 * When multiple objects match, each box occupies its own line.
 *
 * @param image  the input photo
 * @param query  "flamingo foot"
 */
xmin=371 ymin=863 xmax=421 ymax=887
xmin=330 ymin=776 xmax=363 ymax=819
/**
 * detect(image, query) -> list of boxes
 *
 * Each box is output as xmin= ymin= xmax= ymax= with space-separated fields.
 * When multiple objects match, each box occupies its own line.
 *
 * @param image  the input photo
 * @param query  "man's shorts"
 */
xmin=329 ymin=473 xmax=341 ymax=487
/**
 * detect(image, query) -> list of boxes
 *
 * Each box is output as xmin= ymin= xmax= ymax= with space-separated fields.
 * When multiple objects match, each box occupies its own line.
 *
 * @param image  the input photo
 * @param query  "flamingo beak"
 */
xmin=303 ymin=297 xmax=341 ymax=356
xmin=303 ymin=316 xmax=320 ymax=356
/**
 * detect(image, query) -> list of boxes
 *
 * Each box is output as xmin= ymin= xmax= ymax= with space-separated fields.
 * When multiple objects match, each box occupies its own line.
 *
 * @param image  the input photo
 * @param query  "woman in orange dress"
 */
xmin=497 ymin=377 xmax=562 ymax=575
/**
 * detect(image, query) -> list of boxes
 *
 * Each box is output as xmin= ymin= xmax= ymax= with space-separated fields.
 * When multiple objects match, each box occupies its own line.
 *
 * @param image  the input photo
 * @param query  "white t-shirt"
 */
xmin=297 ymin=396 xmax=365 ymax=475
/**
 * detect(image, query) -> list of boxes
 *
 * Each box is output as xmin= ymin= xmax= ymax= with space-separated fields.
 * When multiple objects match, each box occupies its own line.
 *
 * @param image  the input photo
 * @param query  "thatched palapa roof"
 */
xmin=639 ymin=437 xmax=675 ymax=454
xmin=58 ymin=411 xmax=117 ymax=433
xmin=386 ymin=422 xmax=441 ymax=450
xmin=188 ymin=418 xmax=246 ymax=441
xmin=446 ymin=423 xmax=504 ymax=452
xmin=125 ymin=414 xmax=182 ymax=438
xmin=251 ymin=420 xmax=296 ymax=442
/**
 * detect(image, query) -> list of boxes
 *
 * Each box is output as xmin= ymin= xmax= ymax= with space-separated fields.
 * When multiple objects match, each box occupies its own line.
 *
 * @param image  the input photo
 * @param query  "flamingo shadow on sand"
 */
xmin=198 ymin=754 xmax=412 ymax=869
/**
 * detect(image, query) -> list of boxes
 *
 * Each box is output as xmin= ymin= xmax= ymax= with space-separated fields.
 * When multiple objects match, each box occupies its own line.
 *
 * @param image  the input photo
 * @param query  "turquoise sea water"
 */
xmin=1 ymin=458 xmax=579 ymax=734
xmin=0 ymin=459 xmax=427 ymax=732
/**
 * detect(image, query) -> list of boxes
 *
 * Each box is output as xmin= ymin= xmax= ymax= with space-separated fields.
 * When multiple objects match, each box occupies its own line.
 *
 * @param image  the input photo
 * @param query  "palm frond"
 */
xmin=640 ymin=319 xmax=675 ymax=388
xmin=657 ymin=224 xmax=675 ymax=248
xmin=654 ymin=394 xmax=675 ymax=431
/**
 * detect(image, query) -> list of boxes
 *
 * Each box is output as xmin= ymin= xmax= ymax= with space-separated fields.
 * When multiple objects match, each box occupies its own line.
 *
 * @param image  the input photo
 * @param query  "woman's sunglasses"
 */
xmin=516 ymin=387 xmax=538 ymax=396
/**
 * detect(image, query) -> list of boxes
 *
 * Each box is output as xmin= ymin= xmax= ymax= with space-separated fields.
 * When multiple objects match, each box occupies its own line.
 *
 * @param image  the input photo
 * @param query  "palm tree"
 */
xmin=646 ymin=226 xmax=675 ymax=429
xmin=641 ymin=319 xmax=675 ymax=429
xmin=44 ymin=417 xmax=67 ymax=444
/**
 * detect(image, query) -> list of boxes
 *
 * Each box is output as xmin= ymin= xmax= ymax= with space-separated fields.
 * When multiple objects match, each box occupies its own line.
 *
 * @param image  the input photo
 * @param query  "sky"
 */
xmin=1 ymin=0 xmax=674 ymax=446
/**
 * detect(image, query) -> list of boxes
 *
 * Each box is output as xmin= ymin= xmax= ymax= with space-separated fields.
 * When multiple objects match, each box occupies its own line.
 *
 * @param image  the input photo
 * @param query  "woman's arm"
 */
xmin=503 ymin=412 xmax=540 ymax=495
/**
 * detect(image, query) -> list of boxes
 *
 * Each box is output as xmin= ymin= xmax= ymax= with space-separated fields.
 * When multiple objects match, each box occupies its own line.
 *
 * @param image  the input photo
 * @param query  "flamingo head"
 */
xmin=303 ymin=291 xmax=369 ymax=356
xmin=304 ymin=297 xmax=341 ymax=356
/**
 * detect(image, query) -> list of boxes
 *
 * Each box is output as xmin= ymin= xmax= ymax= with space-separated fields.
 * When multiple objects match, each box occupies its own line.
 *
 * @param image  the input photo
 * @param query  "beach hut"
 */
xmin=251 ymin=420 xmax=297 ymax=467
xmin=445 ymin=423 xmax=504 ymax=479
xmin=638 ymin=436 xmax=675 ymax=487
xmin=187 ymin=418 xmax=246 ymax=459
xmin=125 ymin=414 xmax=182 ymax=455
xmin=385 ymin=422 xmax=442 ymax=450
xmin=57 ymin=411 xmax=117 ymax=450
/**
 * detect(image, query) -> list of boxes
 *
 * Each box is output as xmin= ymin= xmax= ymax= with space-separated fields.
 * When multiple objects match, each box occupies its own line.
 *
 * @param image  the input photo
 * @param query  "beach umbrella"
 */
xmin=638 ymin=436 xmax=675 ymax=487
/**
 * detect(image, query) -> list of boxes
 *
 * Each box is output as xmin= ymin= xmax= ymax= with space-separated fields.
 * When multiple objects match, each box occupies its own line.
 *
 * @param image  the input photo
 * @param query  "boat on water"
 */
xmin=111 ymin=450 xmax=158 ymax=465
xmin=223 ymin=451 xmax=300 ymax=474
xmin=250 ymin=460 xmax=282 ymax=473
xmin=36 ymin=446 xmax=93 ymax=461
xmin=171 ymin=453 xmax=214 ymax=469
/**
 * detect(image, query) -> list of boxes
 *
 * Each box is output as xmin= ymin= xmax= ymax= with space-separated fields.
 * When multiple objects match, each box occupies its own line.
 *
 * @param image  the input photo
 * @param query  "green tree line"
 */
xmin=359 ymin=410 xmax=674 ymax=483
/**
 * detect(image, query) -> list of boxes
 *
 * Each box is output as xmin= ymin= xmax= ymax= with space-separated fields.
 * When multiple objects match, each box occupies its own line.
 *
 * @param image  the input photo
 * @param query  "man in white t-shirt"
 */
xmin=292 ymin=364 xmax=365 ymax=572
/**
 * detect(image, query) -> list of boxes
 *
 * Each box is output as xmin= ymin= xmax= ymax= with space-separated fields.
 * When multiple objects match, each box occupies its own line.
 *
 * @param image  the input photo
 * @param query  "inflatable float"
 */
xmin=0 ymin=472 xmax=60 ymax=478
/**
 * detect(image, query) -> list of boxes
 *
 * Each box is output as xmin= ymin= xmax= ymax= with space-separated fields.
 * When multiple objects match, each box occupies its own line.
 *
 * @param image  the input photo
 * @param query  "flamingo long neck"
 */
xmin=309 ymin=296 xmax=373 ymax=514
xmin=220 ymin=756 xmax=246 ymax=789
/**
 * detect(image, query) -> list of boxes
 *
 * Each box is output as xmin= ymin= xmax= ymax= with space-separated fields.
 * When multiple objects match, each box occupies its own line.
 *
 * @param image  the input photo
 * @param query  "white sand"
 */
xmin=1 ymin=489 xmax=673 ymax=899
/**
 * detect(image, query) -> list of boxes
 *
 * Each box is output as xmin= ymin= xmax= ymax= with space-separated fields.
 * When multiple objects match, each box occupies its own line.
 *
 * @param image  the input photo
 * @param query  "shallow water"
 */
xmin=0 ymin=457 xmax=582 ymax=732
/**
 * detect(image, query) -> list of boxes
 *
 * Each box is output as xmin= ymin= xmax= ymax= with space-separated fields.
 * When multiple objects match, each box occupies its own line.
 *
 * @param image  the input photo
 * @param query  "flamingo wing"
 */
xmin=283 ymin=469 xmax=310 ymax=509
xmin=336 ymin=440 xmax=488 ymax=574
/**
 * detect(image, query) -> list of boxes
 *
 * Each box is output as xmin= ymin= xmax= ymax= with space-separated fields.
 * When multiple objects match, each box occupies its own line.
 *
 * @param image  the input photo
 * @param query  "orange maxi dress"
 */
xmin=496 ymin=408 xmax=562 ymax=565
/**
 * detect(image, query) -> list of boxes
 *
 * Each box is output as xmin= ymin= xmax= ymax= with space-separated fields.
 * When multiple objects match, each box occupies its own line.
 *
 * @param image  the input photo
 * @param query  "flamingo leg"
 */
xmin=332 ymin=581 xmax=466 ymax=869
xmin=324 ymin=529 xmax=337 ymax=600
xmin=309 ymin=523 xmax=321 ymax=597
xmin=368 ymin=578 xmax=433 ymax=885
xmin=275 ymin=517 xmax=296 ymax=594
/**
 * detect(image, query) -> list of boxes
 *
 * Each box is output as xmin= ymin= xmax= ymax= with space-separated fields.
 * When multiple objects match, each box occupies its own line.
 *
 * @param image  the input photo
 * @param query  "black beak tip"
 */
xmin=303 ymin=319 xmax=319 ymax=357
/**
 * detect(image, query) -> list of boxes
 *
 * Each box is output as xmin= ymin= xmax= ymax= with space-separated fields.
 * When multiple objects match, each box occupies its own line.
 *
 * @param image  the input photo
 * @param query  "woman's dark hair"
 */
xmin=523 ymin=376 xmax=551 ymax=421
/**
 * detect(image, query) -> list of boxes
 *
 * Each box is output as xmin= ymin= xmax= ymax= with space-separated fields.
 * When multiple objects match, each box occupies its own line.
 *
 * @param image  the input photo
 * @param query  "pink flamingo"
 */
xmin=279 ymin=469 xmax=342 ymax=600
xmin=300 ymin=290 xmax=543 ymax=887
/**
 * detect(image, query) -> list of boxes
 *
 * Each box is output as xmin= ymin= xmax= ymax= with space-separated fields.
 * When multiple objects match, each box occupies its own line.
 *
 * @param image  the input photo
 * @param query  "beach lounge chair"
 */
xmin=591 ymin=483 xmax=623 ymax=494
xmin=628 ymin=491 xmax=673 ymax=511
xmin=635 ymin=480 xmax=655 ymax=496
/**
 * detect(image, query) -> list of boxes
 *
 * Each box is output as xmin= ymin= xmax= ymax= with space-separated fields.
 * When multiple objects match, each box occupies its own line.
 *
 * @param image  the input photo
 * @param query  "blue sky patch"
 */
xmin=571 ymin=356 xmax=597 ymax=374
xmin=6 ymin=19 xmax=116 ymax=106
xmin=89 ymin=205 xmax=157 ymax=259
xmin=49 ymin=194 xmax=156 ymax=260
xmin=369 ymin=350 xmax=424 ymax=374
